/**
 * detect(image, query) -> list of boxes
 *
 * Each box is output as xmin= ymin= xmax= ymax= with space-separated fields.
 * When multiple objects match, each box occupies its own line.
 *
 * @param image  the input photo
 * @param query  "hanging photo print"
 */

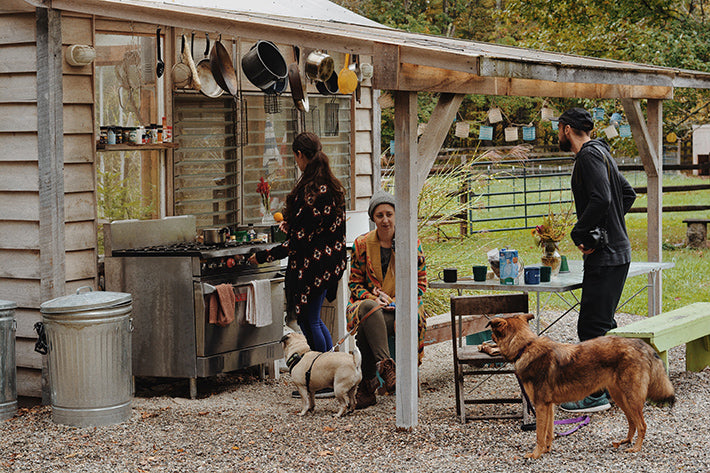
xmin=488 ymin=107 xmax=503 ymax=123
xmin=478 ymin=125 xmax=493 ymax=141
xmin=504 ymin=126 xmax=519 ymax=142
xmin=522 ymin=126 xmax=536 ymax=141
xmin=551 ymin=120 xmax=559 ymax=131
xmin=619 ymin=124 xmax=632 ymax=137
xmin=593 ymin=107 xmax=605 ymax=121
xmin=455 ymin=121 xmax=470 ymax=138
xmin=603 ymin=125 xmax=619 ymax=139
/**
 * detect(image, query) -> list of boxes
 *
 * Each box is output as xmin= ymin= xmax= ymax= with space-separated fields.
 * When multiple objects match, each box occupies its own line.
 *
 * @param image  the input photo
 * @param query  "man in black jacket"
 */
xmin=557 ymin=108 xmax=637 ymax=413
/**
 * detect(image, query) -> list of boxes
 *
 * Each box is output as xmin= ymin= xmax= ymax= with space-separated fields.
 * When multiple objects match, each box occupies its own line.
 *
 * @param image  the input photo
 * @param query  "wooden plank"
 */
xmin=451 ymin=294 xmax=529 ymax=317
xmin=66 ymin=249 xmax=97 ymax=281
xmin=0 ymin=73 xmax=37 ymax=102
xmin=0 ymin=103 xmax=37 ymax=132
xmin=62 ymin=75 xmax=93 ymax=103
xmin=417 ymin=93 xmax=464 ymax=194
xmin=0 ymin=132 xmax=38 ymax=160
xmin=64 ymin=133 xmax=94 ymax=163
xmin=355 ymin=130 xmax=372 ymax=154
xmin=0 ymin=44 xmax=37 ymax=73
xmin=13 ymin=308 xmax=41 ymax=339
xmin=64 ymin=192 xmax=96 ymax=222
xmin=355 ymin=196 xmax=369 ymax=212
xmin=65 ymin=221 xmax=97 ymax=250
xmin=0 ymin=278 xmax=40 ymax=308
xmin=64 ymin=163 xmax=95 ymax=193
xmin=622 ymin=99 xmax=659 ymax=177
xmin=354 ymin=153 xmax=372 ymax=175
xmin=393 ymin=90 xmax=418 ymax=428
xmin=356 ymin=85 xmax=372 ymax=109
xmin=628 ymin=205 xmax=710 ymax=213
xmin=0 ymin=161 xmax=38 ymax=191
xmin=355 ymin=108 xmax=372 ymax=131
xmin=0 ymin=249 xmax=40 ymax=279
xmin=61 ymin=15 xmax=92 ymax=45
xmin=17 ymin=367 xmax=41 ymax=398
xmin=37 ymin=8 xmax=67 ymax=307
xmin=397 ymin=63 xmax=674 ymax=100
xmin=0 ymin=1 xmax=35 ymax=13
xmin=67 ymin=278 xmax=96 ymax=294
xmin=63 ymin=104 xmax=93 ymax=134
xmin=0 ymin=13 xmax=35 ymax=45
xmin=16 ymin=338 xmax=42 ymax=370
xmin=0 ymin=221 xmax=39 ymax=249
xmin=354 ymin=175 xmax=373 ymax=197
xmin=0 ymin=191 xmax=39 ymax=220
xmin=372 ymin=42 xmax=400 ymax=90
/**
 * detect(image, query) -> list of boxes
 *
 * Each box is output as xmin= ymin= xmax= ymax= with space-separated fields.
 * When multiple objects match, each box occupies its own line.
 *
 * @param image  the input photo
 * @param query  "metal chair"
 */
xmin=449 ymin=293 xmax=532 ymax=423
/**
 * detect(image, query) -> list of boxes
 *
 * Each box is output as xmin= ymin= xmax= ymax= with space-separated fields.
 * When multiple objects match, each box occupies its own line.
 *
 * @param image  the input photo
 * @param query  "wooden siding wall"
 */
xmin=353 ymin=56 xmax=378 ymax=211
xmin=0 ymin=10 xmax=97 ymax=397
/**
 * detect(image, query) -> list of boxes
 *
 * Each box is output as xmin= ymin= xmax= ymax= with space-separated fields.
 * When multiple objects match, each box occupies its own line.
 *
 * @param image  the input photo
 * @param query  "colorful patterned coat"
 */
xmin=255 ymin=184 xmax=347 ymax=317
xmin=346 ymin=229 xmax=428 ymax=363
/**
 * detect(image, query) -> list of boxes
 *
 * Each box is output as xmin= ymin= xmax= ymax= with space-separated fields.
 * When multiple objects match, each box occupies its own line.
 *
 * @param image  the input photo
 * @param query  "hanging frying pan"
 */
xmin=210 ymin=36 xmax=239 ymax=96
xmin=288 ymin=46 xmax=308 ymax=112
xmin=196 ymin=34 xmax=223 ymax=98
xmin=187 ymin=32 xmax=201 ymax=91
xmin=171 ymin=35 xmax=191 ymax=88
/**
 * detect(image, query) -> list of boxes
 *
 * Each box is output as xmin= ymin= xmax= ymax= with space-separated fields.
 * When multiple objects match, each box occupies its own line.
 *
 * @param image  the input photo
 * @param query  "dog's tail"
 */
xmin=352 ymin=345 xmax=362 ymax=372
xmin=646 ymin=348 xmax=675 ymax=407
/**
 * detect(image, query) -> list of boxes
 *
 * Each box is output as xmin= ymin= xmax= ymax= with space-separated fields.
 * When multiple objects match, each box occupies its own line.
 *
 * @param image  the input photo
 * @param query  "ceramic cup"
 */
xmin=539 ymin=265 xmax=552 ymax=283
xmin=439 ymin=268 xmax=457 ymax=283
xmin=524 ymin=266 xmax=540 ymax=285
xmin=472 ymin=265 xmax=488 ymax=282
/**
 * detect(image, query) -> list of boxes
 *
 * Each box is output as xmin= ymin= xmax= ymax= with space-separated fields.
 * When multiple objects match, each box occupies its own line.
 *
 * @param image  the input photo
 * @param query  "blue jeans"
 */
xmin=297 ymin=290 xmax=332 ymax=352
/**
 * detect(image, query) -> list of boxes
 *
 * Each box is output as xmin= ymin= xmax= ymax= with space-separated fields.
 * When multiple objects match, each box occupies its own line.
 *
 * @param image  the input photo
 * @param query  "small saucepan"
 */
xmin=316 ymin=71 xmax=339 ymax=95
xmin=196 ymin=33 xmax=223 ymax=98
xmin=203 ymin=227 xmax=230 ymax=245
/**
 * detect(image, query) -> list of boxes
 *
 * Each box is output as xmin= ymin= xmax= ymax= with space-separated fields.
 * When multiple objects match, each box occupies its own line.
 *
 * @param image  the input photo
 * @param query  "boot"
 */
xmin=376 ymin=358 xmax=396 ymax=394
xmin=355 ymin=378 xmax=377 ymax=410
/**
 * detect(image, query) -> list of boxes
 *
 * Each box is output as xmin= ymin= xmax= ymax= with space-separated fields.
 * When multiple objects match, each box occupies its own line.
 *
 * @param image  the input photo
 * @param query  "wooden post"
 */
xmin=36 ymin=7 xmax=66 ymax=403
xmin=622 ymin=98 xmax=663 ymax=315
xmin=393 ymin=91 xmax=418 ymax=429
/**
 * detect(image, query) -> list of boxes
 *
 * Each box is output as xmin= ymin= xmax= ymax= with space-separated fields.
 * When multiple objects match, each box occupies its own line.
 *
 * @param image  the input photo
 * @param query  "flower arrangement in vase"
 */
xmin=531 ymin=206 xmax=575 ymax=276
xmin=256 ymin=177 xmax=274 ymax=223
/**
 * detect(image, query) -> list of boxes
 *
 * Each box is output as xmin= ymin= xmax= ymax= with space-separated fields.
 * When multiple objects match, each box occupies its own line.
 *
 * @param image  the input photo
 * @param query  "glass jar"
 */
xmin=541 ymin=241 xmax=562 ymax=277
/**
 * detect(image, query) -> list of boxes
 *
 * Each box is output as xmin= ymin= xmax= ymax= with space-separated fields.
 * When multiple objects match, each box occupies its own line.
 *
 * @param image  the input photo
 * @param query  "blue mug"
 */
xmin=524 ymin=266 xmax=540 ymax=285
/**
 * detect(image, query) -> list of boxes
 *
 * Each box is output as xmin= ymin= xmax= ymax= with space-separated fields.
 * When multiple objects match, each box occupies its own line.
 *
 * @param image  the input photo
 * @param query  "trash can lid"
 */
xmin=40 ymin=287 xmax=131 ymax=314
xmin=0 ymin=299 xmax=17 ymax=310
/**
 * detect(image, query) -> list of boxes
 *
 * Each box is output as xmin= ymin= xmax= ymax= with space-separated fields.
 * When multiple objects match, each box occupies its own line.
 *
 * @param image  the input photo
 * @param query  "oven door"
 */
xmin=194 ymin=272 xmax=284 ymax=357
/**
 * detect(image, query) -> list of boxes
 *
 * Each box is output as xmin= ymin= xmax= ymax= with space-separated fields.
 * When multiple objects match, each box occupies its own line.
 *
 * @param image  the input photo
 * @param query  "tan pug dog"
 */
xmin=281 ymin=332 xmax=362 ymax=417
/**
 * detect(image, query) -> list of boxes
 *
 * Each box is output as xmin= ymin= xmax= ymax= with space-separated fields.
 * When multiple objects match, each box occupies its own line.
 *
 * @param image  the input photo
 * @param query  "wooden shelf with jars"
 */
xmin=96 ymin=142 xmax=177 ymax=151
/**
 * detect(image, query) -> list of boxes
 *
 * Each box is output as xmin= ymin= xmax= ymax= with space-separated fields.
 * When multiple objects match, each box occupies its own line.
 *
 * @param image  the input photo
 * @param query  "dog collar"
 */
xmin=286 ymin=353 xmax=303 ymax=373
xmin=512 ymin=341 xmax=533 ymax=362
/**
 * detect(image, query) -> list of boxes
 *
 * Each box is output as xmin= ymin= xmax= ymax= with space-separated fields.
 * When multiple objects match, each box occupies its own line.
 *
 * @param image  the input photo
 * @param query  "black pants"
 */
xmin=578 ymin=262 xmax=630 ymax=341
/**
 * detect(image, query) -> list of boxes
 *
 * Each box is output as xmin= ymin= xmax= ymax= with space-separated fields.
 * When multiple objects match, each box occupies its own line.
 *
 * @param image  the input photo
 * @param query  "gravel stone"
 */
xmin=1 ymin=311 xmax=708 ymax=472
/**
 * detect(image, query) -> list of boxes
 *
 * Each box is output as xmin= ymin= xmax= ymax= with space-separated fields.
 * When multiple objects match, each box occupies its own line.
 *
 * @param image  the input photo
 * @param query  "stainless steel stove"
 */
xmin=104 ymin=217 xmax=284 ymax=398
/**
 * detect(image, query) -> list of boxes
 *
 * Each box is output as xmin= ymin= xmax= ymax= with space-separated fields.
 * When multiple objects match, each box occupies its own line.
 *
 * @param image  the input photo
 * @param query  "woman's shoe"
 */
xmin=376 ymin=358 xmax=396 ymax=394
xmin=355 ymin=378 xmax=377 ymax=409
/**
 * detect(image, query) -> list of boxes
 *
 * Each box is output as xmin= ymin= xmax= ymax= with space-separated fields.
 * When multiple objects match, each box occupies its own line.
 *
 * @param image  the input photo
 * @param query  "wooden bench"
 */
xmin=683 ymin=218 xmax=710 ymax=248
xmin=608 ymin=302 xmax=710 ymax=373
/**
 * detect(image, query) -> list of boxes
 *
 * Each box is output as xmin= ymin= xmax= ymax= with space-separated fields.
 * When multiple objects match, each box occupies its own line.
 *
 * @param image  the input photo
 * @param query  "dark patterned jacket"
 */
xmin=255 ymin=183 xmax=347 ymax=317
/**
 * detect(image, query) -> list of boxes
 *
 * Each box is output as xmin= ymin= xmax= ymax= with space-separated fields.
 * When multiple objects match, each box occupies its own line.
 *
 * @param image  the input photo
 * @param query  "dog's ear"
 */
xmin=523 ymin=313 xmax=534 ymax=322
xmin=279 ymin=334 xmax=290 ymax=344
xmin=488 ymin=317 xmax=506 ymax=330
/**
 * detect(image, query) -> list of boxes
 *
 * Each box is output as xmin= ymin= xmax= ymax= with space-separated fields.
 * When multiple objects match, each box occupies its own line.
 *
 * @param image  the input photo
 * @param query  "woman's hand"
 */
xmin=279 ymin=221 xmax=289 ymax=233
xmin=373 ymin=287 xmax=392 ymax=306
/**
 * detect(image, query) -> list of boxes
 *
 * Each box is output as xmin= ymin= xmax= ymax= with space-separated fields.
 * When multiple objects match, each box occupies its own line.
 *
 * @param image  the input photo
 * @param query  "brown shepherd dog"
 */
xmin=488 ymin=313 xmax=675 ymax=459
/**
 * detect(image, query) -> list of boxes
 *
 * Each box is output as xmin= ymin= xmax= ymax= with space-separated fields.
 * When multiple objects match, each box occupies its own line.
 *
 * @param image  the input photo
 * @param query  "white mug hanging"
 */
xmin=455 ymin=121 xmax=470 ymax=138
xmin=488 ymin=107 xmax=503 ymax=123
xmin=504 ymin=126 xmax=518 ymax=142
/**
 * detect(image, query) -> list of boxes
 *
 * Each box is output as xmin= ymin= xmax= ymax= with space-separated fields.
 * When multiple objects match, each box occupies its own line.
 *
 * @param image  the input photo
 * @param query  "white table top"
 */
xmin=429 ymin=260 xmax=675 ymax=293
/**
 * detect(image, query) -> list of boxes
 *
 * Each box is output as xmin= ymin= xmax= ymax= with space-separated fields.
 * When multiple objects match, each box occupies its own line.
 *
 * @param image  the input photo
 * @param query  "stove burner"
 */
xmin=111 ymin=240 xmax=252 ymax=257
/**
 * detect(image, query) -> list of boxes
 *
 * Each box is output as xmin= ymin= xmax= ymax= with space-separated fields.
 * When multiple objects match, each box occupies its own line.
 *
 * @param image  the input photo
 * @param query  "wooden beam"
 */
xmin=621 ymin=99 xmax=660 ymax=177
xmin=417 ymin=93 xmax=464 ymax=194
xmin=398 ymin=64 xmax=673 ymax=100
xmin=646 ymin=99 xmax=663 ymax=313
xmin=371 ymin=42 xmax=400 ymax=91
xmin=393 ymin=91 xmax=418 ymax=429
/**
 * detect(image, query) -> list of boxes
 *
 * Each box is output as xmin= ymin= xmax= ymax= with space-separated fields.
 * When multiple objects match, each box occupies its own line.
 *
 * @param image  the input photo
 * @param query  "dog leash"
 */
xmin=515 ymin=374 xmax=590 ymax=436
xmin=328 ymin=302 xmax=385 ymax=352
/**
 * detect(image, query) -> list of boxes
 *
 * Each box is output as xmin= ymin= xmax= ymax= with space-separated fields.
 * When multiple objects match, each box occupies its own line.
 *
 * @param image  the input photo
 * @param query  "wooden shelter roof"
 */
xmin=20 ymin=0 xmax=710 ymax=98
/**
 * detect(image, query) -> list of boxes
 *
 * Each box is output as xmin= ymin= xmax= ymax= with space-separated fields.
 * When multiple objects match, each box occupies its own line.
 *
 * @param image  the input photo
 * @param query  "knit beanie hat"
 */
xmin=368 ymin=189 xmax=395 ymax=220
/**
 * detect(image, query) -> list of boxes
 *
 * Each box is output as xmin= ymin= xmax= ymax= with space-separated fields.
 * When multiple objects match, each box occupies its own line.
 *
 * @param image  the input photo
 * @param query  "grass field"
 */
xmin=421 ymin=171 xmax=710 ymax=318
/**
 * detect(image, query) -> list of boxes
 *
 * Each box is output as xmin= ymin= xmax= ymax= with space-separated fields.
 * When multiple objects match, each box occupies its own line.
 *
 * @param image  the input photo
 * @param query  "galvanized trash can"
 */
xmin=39 ymin=287 xmax=132 ymax=427
xmin=0 ymin=299 xmax=17 ymax=421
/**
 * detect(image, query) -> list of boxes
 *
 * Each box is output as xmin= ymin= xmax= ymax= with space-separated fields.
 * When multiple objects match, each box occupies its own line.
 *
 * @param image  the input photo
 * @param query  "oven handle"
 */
xmin=202 ymin=276 xmax=284 ymax=296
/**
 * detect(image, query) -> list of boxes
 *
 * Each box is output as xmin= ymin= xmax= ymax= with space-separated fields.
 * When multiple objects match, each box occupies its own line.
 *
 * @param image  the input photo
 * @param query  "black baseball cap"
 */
xmin=557 ymin=108 xmax=594 ymax=131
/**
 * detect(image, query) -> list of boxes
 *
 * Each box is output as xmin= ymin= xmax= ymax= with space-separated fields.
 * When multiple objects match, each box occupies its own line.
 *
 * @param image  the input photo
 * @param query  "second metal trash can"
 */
xmin=0 ymin=299 xmax=17 ymax=421
xmin=40 ymin=287 xmax=132 ymax=427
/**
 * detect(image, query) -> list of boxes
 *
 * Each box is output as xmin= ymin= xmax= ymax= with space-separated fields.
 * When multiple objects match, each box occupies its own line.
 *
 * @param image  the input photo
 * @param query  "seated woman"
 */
xmin=346 ymin=189 xmax=427 ymax=409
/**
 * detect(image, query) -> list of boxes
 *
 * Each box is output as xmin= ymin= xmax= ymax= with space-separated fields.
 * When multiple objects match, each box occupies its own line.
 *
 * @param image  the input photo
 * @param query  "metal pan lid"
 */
xmin=40 ymin=287 xmax=132 ymax=314
xmin=0 ymin=299 xmax=17 ymax=311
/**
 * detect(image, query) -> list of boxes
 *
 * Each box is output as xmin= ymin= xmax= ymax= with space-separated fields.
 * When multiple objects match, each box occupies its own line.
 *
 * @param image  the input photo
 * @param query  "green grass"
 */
xmin=421 ymin=172 xmax=710 ymax=317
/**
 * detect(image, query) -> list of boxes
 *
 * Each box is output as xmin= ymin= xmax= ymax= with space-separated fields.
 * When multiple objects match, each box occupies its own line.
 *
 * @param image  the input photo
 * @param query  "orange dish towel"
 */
xmin=208 ymin=283 xmax=235 ymax=327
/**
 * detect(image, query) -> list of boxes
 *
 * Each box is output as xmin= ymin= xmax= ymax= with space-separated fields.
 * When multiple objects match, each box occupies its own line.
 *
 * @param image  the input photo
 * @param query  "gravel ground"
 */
xmin=1 ymin=310 xmax=709 ymax=473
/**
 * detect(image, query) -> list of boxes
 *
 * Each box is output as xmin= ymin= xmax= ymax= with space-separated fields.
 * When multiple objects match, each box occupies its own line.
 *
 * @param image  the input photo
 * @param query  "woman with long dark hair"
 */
xmin=248 ymin=132 xmax=347 ymax=353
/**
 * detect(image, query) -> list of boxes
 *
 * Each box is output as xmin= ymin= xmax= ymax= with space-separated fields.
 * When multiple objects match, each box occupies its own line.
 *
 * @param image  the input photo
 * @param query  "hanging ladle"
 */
xmin=155 ymin=27 xmax=165 ymax=78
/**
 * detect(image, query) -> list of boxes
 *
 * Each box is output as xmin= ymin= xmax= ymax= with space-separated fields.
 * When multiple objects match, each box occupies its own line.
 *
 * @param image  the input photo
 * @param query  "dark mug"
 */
xmin=472 ymin=265 xmax=488 ymax=282
xmin=539 ymin=265 xmax=552 ymax=283
xmin=439 ymin=268 xmax=457 ymax=283
xmin=524 ymin=266 xmax=540 ymax=285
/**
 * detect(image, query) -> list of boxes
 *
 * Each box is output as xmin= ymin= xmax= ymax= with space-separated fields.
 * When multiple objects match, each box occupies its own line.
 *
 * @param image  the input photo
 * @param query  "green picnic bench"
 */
xmin=608 ymin=302 xmax=710 ymax=373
